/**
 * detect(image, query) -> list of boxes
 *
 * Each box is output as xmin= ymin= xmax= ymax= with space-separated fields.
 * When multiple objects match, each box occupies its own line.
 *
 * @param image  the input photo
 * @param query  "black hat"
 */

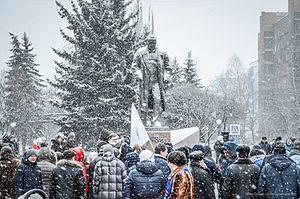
xmin=167 ymin=151 xmax=187 ymax=166
xmin=63 ymin=149 xmax=76 ymax=159
xmin=262 ymin=136 xmax=267 ymax=140
xmin=189 ymin=151 xmax=204 ymax=161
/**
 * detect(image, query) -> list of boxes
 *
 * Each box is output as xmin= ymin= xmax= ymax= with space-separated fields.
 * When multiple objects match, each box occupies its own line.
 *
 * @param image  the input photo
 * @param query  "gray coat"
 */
xmin=92 ymin=152 xmax=126 ymax=199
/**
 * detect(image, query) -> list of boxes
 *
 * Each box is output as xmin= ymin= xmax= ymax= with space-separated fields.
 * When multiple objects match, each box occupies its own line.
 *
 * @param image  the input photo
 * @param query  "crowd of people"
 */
xmin=1 ymin=129 xmax=300 ymax=199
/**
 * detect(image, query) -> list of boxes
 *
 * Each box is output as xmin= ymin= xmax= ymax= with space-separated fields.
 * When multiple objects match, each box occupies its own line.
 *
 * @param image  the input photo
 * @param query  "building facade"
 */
xmin=258 ymin=0 xmax=300 ymax=138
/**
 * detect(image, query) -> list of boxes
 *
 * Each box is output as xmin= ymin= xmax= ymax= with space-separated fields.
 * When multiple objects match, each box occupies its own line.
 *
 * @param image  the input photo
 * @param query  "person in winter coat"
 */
xmin=125 ymin=144 xmax=141 ymax=171
xmin=88 ymin=141 xmax=107 ymax=199
xmin=50 ymin=133 xmax=65 ymax=153
xmin=221 ymin=144 xmax=260 ymax=199
xmin=258 ymin=136 xmax=272 ymax=155
xmin=63 ymin=133 xmax=76 ymax=151
xmin=220 ymin=141 xmax=237 ymax=177
xmin=289 ymin=140 xmax=300 ymax=166
xmin=15 ymin=149 xmax=43 ymax=198
xmin=285 ymin=137 xmax=294 ymax=152
xmin=154 ymin=143 xmax=170 ymax=183
xmin=49 ymin=149 xmax=85 ymax=199
xmin=189 ymin=151 xmax=215 ymax=199
xmin=0 ymin=146 xmax=20 ymax=199
xmin=37 ymin=147 xmax=57 ymax=197
xmin=164 ymin=151 xmax=194 ymax=199
xmin=92 ymin=144 xmax=126 ymax=199
xmin=123 ymin=150 xmax=165 ymax=199
xmin=258 ymin=142 xmax=300 ymax=199
xmin=192 ymin=144 xmax=218 ymax=182
xmin=213 ymin=136 xmax=223 ymax=164
xmin=70 ymin=147 xmax=88 ymax=194
xmin=249 ymin=146 xmax=265 ymax=169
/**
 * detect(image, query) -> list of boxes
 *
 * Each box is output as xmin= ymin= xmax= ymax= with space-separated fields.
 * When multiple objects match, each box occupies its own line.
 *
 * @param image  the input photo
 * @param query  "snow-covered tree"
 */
xmin=168 ymin=57 xmax=182 ymax=88
xmin=51 ymin=0 xmax=138 ymax=143
xmin=183 ymin=51 xmax=202 ymax=88
xmin=5 ymin=33 xmax=45 ymax=145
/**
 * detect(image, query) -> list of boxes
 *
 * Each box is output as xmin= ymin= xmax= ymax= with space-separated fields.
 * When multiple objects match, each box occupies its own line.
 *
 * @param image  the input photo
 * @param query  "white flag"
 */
xmin=130 ymin=103 xmax=150 ymax=147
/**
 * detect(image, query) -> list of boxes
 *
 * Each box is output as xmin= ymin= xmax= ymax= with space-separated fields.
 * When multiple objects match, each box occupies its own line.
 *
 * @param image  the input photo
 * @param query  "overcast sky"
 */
xmin=0 ymin=0 xmax=288 ymax=85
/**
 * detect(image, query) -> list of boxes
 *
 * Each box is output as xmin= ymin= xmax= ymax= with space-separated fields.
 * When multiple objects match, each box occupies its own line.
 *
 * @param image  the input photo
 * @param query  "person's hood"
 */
xmin=269 ymin=155 xmax=292 ymax=171
xmin=136 ymin=160 xmax=158 ymax=174
xmin=22 ymin=149 xmax=38 ymax=165
xmin=222 ymin=141 xmax=238 ymax=158
xmin=70 ymin=147 xmax=84 ymax=162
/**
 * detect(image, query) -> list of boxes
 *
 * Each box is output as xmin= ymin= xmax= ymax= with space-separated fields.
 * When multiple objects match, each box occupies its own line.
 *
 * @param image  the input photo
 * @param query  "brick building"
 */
xmin=258 ymin=0 xmax=300 ymax=137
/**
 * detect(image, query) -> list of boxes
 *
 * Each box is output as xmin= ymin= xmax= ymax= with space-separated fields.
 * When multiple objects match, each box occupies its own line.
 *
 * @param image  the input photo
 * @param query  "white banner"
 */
xmin=130 ymin=103 xmax=150 ymax=147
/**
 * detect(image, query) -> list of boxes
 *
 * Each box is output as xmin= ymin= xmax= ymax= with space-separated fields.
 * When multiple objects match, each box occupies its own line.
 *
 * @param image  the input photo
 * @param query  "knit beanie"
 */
xmin=139 ymin=150 xmax=154 ymax=162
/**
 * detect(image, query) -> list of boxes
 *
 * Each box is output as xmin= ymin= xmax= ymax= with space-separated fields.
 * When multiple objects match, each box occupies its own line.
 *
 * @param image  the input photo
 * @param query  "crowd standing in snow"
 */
xmin=2 ymin=129 xmax=300 ymax=198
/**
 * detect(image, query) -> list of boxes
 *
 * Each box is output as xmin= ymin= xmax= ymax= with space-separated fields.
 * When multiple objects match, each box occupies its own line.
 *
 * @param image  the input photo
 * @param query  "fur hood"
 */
xmin=56 ymin=159 xmax=82 ymax=169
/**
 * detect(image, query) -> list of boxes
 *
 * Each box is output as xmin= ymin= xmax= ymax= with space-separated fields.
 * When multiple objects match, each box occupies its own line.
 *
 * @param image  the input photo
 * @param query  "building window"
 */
xmin=264 ymin=51 xmax=274 ymax=62
xmin=264 ymin=31 xmax=274 ymax=38
xmin=264 ymin=38 xmax=274 ymax=49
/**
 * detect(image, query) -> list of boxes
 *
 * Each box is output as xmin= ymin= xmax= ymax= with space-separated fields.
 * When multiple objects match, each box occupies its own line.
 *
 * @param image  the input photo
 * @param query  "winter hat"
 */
xmin=189 ymin=151 xmax=204 ymax=162
xmin=63 ymin=149 xmax=76 ymax=160
xmin=0 ymin=146 xmax=13 ymax=159
xmin=192 ymin=144 xmax=204 ymax=152
xmin=139 ymin=150 xmax=154 ymax=162
xmin=25 ymin=149 xmax=38 ymax=160
xmin=100 ymin=144 xmax=114 ymax=154
xmin=167 ymin=151 xmax=187 ymax=166
xmin=293 ymin=140 xmax=300 ymax=151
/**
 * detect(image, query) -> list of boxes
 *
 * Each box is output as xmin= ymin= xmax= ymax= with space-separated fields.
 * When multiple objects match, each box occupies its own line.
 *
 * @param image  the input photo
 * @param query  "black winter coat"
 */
xmin=15 ymin=158 xmax=43 ymax=198
xmin=49 ymin=159 xmax=85 ymax=199
xmin=258 ymin=155 xmax=300 ymax=199
xmin=123 ymin=160 xmax=165 ymax=199
xmin=190 ymin=161 xmax=215 ymax=199
xmin=221 ymin=158 xmax=260 ymax=199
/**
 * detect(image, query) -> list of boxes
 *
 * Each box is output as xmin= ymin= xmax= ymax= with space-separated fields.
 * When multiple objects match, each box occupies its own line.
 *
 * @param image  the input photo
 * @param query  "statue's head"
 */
xmin=147 ymin=34 xmax=157 ymax=51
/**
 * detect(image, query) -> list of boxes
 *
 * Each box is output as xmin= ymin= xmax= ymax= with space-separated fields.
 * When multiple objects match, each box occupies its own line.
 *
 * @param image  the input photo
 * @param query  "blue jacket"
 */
xmin=154 ymin=154 xmax=170 ymax=181
xmin=258 ymin=155 xmax=300 ymax=199
xmin=123 ymin=160 xmax=165 ymax=199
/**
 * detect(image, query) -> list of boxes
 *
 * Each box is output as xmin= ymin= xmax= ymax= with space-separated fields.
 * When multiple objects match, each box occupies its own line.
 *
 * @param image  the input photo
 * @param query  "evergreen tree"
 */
xmin=168 ymin=57 xmax=182 ymax=88
xmin=51 ymin=0 xmax=138 ymax=143
xmin=5 ymin=33 xmax=45 ymax=145
xmin=183 ymin=51 xmax=202 ymax=88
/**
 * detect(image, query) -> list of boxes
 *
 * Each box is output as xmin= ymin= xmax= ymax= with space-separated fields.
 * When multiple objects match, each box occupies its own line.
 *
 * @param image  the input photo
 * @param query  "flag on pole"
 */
xmin=130 ymin=103 xmax=150 ymax=147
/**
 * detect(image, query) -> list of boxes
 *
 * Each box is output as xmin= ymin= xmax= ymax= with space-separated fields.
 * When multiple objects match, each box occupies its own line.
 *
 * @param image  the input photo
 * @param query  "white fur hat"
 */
xmin=139 ymin=150 xmax=154 ymax=162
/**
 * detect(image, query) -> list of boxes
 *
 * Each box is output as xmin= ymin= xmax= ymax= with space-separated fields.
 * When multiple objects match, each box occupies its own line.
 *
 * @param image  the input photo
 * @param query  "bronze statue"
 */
xmin=132 ymin=34 xmax=170 ymax=126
